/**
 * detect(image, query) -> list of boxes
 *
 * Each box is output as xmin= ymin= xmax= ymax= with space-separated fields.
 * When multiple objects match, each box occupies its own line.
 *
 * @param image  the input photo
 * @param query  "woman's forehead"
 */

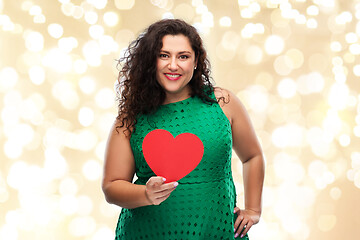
xmin=160 ymin=34 xmax=194 ymax=53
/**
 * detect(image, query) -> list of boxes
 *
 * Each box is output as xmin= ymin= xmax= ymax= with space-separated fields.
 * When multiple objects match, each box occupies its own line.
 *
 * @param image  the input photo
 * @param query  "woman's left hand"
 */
xmin=233 ymin=207 xmax=261 ymax=238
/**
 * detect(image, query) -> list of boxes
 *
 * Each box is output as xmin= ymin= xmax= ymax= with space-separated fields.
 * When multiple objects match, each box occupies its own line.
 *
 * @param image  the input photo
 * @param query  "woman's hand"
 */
xmin=145 ymin=176 xmax=178 ymax=205
xmin=233 ymin=207 xmax=260 ymax=238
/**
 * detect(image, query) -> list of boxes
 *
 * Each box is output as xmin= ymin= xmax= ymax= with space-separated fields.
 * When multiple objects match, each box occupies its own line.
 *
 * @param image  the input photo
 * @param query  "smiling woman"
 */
xmin=102 ymin=19 xmax=265 ymax=240
xmin=156 ymin=34 xmax=197 ymax=104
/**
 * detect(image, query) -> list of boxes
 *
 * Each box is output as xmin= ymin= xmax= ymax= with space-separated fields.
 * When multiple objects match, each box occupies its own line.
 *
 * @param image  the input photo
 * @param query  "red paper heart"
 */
xmin=142 ymin=129 xmax=204 ymax=183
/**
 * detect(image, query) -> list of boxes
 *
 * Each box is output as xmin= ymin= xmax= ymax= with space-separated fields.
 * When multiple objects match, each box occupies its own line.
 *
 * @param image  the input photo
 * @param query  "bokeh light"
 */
xmin=1 ymin=0 xmax=360 ymax=239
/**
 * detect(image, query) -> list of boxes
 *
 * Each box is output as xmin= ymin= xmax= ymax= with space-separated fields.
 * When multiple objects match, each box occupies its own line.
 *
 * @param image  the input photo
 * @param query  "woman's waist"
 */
xmin=134 ymin=173 xmax=234 ymax=185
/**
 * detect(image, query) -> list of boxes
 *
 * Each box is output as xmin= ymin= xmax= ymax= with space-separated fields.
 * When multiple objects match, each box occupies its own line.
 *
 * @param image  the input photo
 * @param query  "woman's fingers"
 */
xmin=234 ymin=208 xmax=258 ymax=238
xmin=145 ymin=176 xmax=178 ymax=205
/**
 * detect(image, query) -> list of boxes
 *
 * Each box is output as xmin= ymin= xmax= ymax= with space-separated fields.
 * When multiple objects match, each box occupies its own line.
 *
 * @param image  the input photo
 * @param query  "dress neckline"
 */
xmin=160 ymin=95 xmax=195 ymax=107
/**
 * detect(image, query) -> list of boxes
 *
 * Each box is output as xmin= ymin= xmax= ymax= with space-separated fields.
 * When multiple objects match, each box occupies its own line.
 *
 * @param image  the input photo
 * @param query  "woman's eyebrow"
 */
xmin=160 ymin=50 xmax=192 ymax=54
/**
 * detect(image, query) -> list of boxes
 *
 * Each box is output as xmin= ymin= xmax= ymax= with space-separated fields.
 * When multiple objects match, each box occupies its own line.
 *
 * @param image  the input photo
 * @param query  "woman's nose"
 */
xmin=168 ymin=57 xmax=178 ymax=71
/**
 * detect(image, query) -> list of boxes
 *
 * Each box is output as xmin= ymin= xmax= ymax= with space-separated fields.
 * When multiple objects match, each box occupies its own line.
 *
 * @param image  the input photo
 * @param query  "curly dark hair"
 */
xmin=116 ymin=18 xmax=220 ymax=136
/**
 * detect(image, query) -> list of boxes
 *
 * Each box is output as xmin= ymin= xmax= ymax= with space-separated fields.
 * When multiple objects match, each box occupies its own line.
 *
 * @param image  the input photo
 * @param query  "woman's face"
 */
xmin=156 ymin=34 xmax=197 ymax=101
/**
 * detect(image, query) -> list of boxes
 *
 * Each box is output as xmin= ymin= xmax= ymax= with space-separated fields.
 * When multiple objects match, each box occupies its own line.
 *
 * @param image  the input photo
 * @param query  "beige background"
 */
xmin=0 ymin=0 xmax=359 ymax=239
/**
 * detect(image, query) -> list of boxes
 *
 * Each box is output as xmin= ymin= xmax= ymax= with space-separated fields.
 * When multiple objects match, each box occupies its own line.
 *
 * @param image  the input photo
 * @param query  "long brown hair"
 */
xmin=116 ymin=19 xmax=218 ymax=136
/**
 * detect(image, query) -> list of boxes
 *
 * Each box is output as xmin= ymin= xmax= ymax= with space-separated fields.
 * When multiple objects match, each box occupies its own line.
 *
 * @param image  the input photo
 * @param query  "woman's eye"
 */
xmin=179 ymin=55 xmax=189 ymax=59
xmin=159 ymin=54 xmax=168 ymax=58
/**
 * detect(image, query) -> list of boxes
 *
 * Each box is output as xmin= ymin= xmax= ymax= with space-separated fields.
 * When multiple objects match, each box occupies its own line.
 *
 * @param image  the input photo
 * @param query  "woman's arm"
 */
xmin=102 ymin=120 xmax=178 ymax=209
xmin=102 ymin=120 xmax=151 ymax=209
xmin=218 ymin=88 xmax=265 ymax=237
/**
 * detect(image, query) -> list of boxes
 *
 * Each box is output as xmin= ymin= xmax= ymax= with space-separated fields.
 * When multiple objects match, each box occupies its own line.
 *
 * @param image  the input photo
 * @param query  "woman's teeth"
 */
xmin=165 ymin=74 xmax=180 ymax=77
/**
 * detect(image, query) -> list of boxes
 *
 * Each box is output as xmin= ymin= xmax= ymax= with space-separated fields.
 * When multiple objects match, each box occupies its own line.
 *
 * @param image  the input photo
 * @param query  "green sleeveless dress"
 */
xmin=115 ymin=88 xmax=249 ymax=240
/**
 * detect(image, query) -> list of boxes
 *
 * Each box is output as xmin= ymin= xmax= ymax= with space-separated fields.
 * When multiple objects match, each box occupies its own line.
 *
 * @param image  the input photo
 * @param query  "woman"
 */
xmin=102 ymin=19 xmax=265 ymax=239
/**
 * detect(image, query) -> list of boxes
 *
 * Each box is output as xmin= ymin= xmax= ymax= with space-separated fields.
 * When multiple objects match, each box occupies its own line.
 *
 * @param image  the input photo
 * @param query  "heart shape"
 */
xmin=142 ymin=129 xmax=204 ymax=183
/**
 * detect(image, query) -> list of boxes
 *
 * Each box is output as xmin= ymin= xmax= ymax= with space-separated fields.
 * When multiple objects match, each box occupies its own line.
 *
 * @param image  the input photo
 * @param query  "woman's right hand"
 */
xmin=145 ymin=176 xmax=178 ymax=205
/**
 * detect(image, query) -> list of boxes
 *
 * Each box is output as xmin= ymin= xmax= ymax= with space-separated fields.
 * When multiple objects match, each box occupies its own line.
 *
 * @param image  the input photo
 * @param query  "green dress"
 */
xmin=115 ymin=88 xmax=249 ymax=240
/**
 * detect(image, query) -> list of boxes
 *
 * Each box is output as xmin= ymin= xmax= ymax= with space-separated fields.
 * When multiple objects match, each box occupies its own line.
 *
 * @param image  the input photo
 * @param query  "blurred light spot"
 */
xmin=44 ymin=148 xmax=68 ymax=179
xmin=21 ymin=1 xmax=33 ymax=11
xmin=273 ymin=154 xmax=305 ymax=183
xmin=245 ymin=45 xmax=263 ymax=65
xmin=0 ymin=224 xmax=18 ymax=240
xmin=345 ymin=32 xmax=358 ymax=43
xmin=238 ymin=0 xmax=250 ymax=6
xmin=272 ymin=123 xmax=305 ymax=148
xmin=202 ymin=11 xmax=214 ymax=28
xmin=88 ymin=0 xmax=108 ymax=9
xmin=335 ymin=11 xmax=352 ymax=25
xmin=60 ymin=2 xmax=73 ymax=16
xmin=241 ymin=23 xmax=264 ymax=38
xmin=73 ymin=59 xmax=88 ymax=74
xmin=0 ymin=67 xmax=18 ymax=92
xmin=162 ymin=12 xmax=174 ymax=20
xmin=115 ymin=29 xmax=135 ymax=48
xmin=29 ymin=5 xmax=41 ymax=15
xmin=295 ymin=14 xmax=307 ymax=24
xmin=28 ymin=66 xmax=45 ymax=85
xmin=99 ymin=35 xmax=118 ymax=54
xmin=33 ymin=14 xmax=46 ymax=24
xmin=354 ymin=171 xmax=360 ymax=188
xmin=4 ymin=140 xmax=22 ymax=159
xmin=115 ymin=0 xmax=135 ymax=10
xmin=100 ymin=199 xmax=121 ymax=217
xmin=77 ymin=195 xmax=93 ymax=216
xmin=0 ymin=186 xmax=9 ymax=203
xmin=306 ymin=18 xmax=318 ymax=28
xmin=95 ymin=140 xmax=106 ymax=160
xmin=277 ymin=78 xmax=297 ymax=98
xmin=92 ymin=227 xmax=115 ymax=240
xmin=68 ymin=130 xmax=98 ymax=151
xmin=352 ymin=152 xmax=360 ymax=169
xmin=82 ymin=160 xmax=102 ymax=181
xmin=7 ymin=123 xmax=34 ymax=147
xmin=329 ymin=187 xmax=341 ymax=200
xmin=274 ymin=55 xmax=293 ymax=75
xmin=317 ymin=215 xmax=336 ymax=232
xmin=241 ymin=8 xmax=253 ymax=18
xmin=307 ymin=5 xmax=319 ymax=15
xmin=242 ymin=85 xmax=269 ymax=113
xmin=349 ymin=43 xmax=360 ymax=55
xmin=265 ymin=35 xmax=284 ymax=55
xmin=52 ymin=80 xmax=79 ymax=109
xmin=95 ymin=88 xmax=115 ymax=109
xmin=221 ymin=31 xmax=240 ymax=51
xmin=60 ymin=195 xmax=78 ymax=215
xmin=42 ymin=48 xmax=73 ymax=73
xmin=79 ymin=76 xmax=96 ymax=94
xmin=89 ymin=25 xmax=104 ymax=39
xmin=7 ymin=161 xmax=27 ymax=189
xmin=338 ymin=134 xmax=350 ymax=146
xmin=24 ymin=31 xmax=44 ymax=52
xmin=59 ymin=177 xmax=78 ymax=196
xmin=285 ymin=48 xmax=304 ymax=69
xmin=328 ymin=83 xmax=349 ymax=110
xmin=330 ymin=41 xmax=342 ymax=52
xmin=58 ymin=37 xmax=78 ymax=53
xmin=219 ymin=16 xmax=231 ymax=27
xmin=48 ymin=23 xmax=63 ymax=38
xmin=67 ymin=6 xmax=81 ymax=19
xmin=84 ymin=11 xmax=98 ymax=24
xmin=82 ymin=40 xmax=102 ymax=66
xmin=103 ymin=11 xmax=119 ymax=27
xmin=296 ymin=72 xmax=324 ymax=95
xmin=69 ymin=216 xmax=96 ymax=236
xmin=78 ymin=107 xmax=94 ymax=127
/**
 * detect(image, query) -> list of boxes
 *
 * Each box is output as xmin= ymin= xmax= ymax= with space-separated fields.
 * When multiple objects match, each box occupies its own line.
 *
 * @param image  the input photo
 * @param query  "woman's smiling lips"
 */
xmin=164 ymin=73 xmax=182 ymax=81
